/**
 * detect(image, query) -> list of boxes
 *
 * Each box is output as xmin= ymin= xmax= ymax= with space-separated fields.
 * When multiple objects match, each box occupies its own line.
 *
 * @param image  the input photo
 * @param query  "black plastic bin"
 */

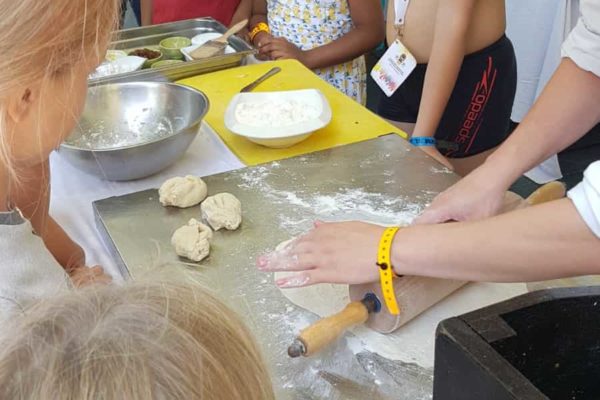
xmin=433 ymin=286 xmax=600 ymax=400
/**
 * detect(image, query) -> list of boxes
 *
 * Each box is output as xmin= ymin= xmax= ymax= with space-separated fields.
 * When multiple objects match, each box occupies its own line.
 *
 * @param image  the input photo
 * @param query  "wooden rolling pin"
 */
xmin=287 ymin=294 xmax=379 ymax=357
xmin=288 ymin=182 xmax=566 ymax=356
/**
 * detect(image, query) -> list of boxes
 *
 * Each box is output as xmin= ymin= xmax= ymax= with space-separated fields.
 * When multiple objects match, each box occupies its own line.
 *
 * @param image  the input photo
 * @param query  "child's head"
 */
xmin=0 ymin=0 xmax=119 ymax=172
xmin=0 ymin=279 xmax=274 ymax=399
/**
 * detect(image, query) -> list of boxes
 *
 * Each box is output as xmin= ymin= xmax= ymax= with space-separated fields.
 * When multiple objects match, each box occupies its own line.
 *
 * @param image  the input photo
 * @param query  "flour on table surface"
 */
xmin=238 ymin=166 xmax=429 ymax=237
xmin=238 ymin=164 xmax=526 ymax=370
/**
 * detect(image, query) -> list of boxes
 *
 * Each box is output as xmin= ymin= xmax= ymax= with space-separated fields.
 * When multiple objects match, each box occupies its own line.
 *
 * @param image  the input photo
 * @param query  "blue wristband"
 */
xmin=409 ymin=137 xmax=437 ymax=147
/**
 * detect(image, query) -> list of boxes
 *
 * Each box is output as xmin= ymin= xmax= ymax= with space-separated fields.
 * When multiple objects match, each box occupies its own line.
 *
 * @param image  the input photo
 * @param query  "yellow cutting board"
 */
xmin=177 ymin=59 xmax=406 ymax=165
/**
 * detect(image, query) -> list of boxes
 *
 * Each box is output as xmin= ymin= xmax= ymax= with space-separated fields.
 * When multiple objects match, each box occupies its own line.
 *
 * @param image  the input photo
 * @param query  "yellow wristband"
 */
xmin=377 ymin=227 xmax=400 ymax=315
xmin=249 ymin=22 xmax=270 ymax=42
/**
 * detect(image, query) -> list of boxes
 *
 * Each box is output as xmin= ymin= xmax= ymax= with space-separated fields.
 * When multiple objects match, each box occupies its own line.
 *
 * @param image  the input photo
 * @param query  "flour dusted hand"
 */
xmin=201 ymin=193 xmax=242 ymax=231
xmin=171 ymin=218 xmax=213 ymax=262
xmin=159 ymin=176 xmax=208 ymax=208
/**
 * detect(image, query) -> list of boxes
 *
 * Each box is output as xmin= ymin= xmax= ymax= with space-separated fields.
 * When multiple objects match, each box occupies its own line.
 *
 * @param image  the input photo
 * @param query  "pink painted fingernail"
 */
xmin=256 ymin=255 xmax=269 ymax=270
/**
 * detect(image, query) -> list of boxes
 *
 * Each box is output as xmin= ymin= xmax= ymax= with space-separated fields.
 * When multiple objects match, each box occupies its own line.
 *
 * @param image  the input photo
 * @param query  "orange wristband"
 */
xmin=249 ymin=22 xmax=270 ymax=42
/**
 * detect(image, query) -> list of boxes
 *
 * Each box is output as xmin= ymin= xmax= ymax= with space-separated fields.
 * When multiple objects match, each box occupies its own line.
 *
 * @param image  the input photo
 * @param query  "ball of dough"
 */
xmin=159 ymin=176 xmax=207 ymax=208
xmin=171 ymin=218 xmax=213 ymax=262
xmin=201 ymin=193 xmax=242 ymax=231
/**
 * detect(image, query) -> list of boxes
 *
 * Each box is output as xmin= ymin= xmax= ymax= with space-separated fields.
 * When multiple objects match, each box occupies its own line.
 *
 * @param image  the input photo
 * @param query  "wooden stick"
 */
xmin=190 ymin=19 xmax=248 ymax=59
xmin=289 ymin=301 xmax=369 ymax=357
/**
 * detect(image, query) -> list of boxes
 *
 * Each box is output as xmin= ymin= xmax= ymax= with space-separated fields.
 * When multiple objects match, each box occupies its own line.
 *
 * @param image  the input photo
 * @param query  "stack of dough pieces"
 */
xmin=158 ymin=176 xmax=243 ymax=262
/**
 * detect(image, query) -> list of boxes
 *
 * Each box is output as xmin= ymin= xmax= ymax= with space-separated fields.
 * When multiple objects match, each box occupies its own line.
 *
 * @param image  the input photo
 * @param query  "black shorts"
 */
xmin=377 ymin=35 xmax=517 ymax=158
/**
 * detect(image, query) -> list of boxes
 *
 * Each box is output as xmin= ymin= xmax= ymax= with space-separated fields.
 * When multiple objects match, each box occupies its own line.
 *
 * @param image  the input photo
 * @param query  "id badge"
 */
xmin=371 ymin=39 xmax=417 ymax=97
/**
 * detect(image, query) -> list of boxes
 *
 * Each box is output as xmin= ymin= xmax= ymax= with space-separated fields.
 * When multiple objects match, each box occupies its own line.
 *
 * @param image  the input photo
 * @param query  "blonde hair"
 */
xmin=0 ymin=278 xmax=275 ymax=400
xmin=0 ymin=0 xmax=119 ymax=179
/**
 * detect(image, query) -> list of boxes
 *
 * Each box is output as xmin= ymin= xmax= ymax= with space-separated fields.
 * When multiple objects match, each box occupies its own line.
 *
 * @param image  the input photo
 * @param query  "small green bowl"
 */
xmin=128 ymin=48 xmax=163 ymax=68
xmin=151 ymin=59 xmax=184 ymax=69
xmin=159 ymin=36 xmax=192 ymax=60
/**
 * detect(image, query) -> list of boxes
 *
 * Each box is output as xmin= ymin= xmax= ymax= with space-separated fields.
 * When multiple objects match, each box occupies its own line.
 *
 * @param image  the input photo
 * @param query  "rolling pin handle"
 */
xmin=287 ymin=339 xmax=306 ymax=358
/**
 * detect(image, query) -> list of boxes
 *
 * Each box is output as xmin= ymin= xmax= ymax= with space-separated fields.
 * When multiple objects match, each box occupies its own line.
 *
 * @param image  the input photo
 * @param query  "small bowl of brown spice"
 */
xmin=128 ymin=48 xmax=163 ymax=68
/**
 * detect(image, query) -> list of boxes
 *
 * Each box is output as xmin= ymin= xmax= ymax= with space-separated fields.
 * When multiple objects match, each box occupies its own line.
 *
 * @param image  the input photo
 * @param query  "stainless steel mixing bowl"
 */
xmin=59 ymin=82 xmax=209 ymax=181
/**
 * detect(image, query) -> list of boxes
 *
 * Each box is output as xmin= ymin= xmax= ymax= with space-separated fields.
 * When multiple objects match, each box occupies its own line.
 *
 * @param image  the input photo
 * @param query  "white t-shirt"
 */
xmin=563 ymin=0 xmax=600 ymax=238
xmin=508 ymin=0 xmax=580 ymax=184
xmin=507 ymin=0 xmax=579 ymax=123
xmin=561 ymin=0 xmax=600 ymax=75
xmin=0 ymin=210 xmax=70 ymax=321
xmin=568 ymin=162 xmax=600 ymax=237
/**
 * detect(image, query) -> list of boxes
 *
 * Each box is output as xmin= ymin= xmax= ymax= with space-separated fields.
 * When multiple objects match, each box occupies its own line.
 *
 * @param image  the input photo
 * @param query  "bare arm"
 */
xmin=411 ymin=0 xmax=476 ymax=138
xmin=478 ymin=58 xmax=600 ymax=190
xmin=140 ymin=0 xmax=152 ymax=26
xmin=394 ymin=199 xmax=600 ymax=282
xmin=416 ymin=58 xmax=600 ymax=224
xmin=231 ymin=0 xmax=252 ymax=26
xmin=11 ymin=161 xmax=85 ymax=271
xmin=249 ymin=0 xmax=267 ymax=31
xmin=258 ymin=0 xmax=384 ymax=69
xmin=249 ymin=0 xmax=269 ymax=45
xmin=258 ymin=199 xmax=600 ymax=287
xmin=301 ymin=0 xmax=384 ymax=69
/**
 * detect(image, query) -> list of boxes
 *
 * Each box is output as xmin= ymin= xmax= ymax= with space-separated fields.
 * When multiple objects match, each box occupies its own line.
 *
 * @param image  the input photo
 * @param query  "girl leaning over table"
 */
xmin=0 ymin=2 xmax=275 ymax=398
xmin=249 ymin=0 xmax=385 ymax=105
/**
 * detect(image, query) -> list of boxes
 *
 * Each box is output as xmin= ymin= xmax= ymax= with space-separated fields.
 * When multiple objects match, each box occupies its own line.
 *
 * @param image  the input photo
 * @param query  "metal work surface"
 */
xmin=93 ymin=135 xmax=459 ymax=399
xmin=90 ymin=18 xmax=254 ymax=86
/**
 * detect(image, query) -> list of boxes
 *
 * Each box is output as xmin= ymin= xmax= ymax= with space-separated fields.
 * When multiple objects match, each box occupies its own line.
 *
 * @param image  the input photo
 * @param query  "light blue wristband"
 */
xmin=409 ymin=137 xmax=437 ymax=147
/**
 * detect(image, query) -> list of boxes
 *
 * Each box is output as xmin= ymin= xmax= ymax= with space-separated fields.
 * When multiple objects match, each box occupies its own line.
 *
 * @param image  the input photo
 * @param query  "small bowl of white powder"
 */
xmin=224 ymin=89 xmax=332 ymax=148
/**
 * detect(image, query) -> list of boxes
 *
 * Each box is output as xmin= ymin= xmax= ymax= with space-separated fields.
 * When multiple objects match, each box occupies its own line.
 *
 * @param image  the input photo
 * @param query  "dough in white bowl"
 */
xmin=171 ymin=218 xmax=213 ymax=262
xmin=201 ymin=193 xmax=242 ymax=231
xmin=159 ymin=176 xmax=207 ymax=208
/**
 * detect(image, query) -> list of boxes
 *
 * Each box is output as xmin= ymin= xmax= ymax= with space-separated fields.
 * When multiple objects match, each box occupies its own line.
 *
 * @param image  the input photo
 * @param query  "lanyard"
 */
xmin=394 ymin=0 xmax=411 ymax=26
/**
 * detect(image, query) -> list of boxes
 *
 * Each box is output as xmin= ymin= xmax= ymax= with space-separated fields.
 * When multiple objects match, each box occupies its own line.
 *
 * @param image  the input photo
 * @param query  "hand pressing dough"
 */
xmin=159 ymin=176 xmax=207 ymax=208
xmin=201 ymin=193 xmax=242 ymax=231
xmin=171 ymin=218 xmax=213 ymax=262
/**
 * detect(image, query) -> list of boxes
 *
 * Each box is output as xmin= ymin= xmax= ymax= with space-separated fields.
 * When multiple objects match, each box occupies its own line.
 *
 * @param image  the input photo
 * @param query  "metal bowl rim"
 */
xmin=60 ymin=82 xmax=210 ymax=153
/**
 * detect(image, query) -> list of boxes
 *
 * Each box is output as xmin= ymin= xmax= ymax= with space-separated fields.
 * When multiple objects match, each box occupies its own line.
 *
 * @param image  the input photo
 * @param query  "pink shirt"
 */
xmin=153 ymin=0 xmax=241 ymax=26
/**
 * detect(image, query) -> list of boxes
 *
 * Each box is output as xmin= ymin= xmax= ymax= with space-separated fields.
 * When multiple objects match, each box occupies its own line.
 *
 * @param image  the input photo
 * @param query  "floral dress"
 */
xmin=267 ymin=0 xmax=367 ymax=104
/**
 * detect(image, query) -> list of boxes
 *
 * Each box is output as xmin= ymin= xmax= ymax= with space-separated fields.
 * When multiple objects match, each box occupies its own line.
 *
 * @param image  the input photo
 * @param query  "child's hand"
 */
xmin=253 ymin=32 xmax=274 ymax=60
xmin=260 ymin=37 xmax=310 ymax=66
xmin=417 ymin=145 xmax=454 ymax=171
xmin=68 ymin=265 xmax=112 ymax=288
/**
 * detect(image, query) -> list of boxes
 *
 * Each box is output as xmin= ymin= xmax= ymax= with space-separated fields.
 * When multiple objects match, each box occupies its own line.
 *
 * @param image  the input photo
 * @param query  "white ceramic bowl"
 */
xmin=89 ymin=56 xmax=146 ymax=79
xmin=224 ymin=89 xmax=332 ymax=148
xmin=105 ymin=50 xmax=128 ymax=62
xmin=181 ymin=32 xmax=236 ymax=61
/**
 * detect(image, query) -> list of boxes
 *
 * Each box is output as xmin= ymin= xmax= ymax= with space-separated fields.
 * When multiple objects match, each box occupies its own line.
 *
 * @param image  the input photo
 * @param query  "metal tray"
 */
xmin=92 ymin=135 xmax=457 ymax=399
xmin=89 ymin=18 xmax=255 ymax=86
